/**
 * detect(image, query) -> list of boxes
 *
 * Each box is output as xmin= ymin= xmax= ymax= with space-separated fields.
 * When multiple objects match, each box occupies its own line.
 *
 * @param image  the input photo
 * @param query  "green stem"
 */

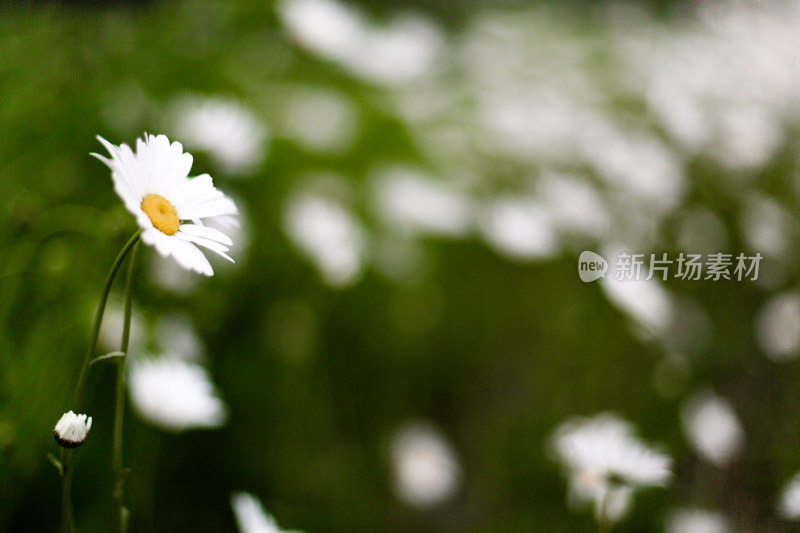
xmin=60 ymin=229 xmax=140 ymax=533
xmin=112 ymin=240 xmax=138 ymax=532
xmin=60 ymin=448 xmax=75 ymax=533
xmin=72 ymin=229 xmax=141 ymax=409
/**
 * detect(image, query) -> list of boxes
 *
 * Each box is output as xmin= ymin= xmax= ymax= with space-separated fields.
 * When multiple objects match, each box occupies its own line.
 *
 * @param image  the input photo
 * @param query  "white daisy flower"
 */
xmin=231 ymin=492 xmax=303 ymax=533
xmin=681 ymin=391 xmax=744 ymax=467
xmin=127 ymin=356 xmax=227 ymax=432
xmin=389 ymin=421 xmax=462 ymax=508
xmin=549 ymin=412 xmax=671 ymax=523
xmin=53 ymin=411 xmax=93 ymax=448
xmin=665 ymin=508 xmax=731 ymax=533
xmin=283 ymin=189 xmax=366 ymax=287
xmin=779 ymin=471 xmax=800 ymax=519
xmin=168 ymin=96 xmax=269 ymax=175
xmin=93 ymin=133 xmax=237 ymax=276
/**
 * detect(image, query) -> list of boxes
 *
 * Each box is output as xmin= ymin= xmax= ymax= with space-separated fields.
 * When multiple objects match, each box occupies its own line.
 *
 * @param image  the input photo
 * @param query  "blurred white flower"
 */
xmin=231 ymin=492 xmax=303 ymax=533
xmin=283 ymin=190 xmax=366 ymax=287
xmin=779 ymin=471 xmax=800 ymax=520
xmin=390 ymin=421 xmax=462 ymax=508
xmin=231 ymin=492 xmax=301 ymax=533
xmin=681 ymin=391 xmax=744 ymax=467
xmin=599 ymin=271 xmax=673 ymax=337
xmin=93 ymin=134 xmax=238 ymax=276
xmin=537 ymin=173 xmax=610 ymax=240
xmin=629 ymin=2 xmax=800 ymax=169
xmin=550 ymin=412 xmax=671 ymax=523
xmin=479 ymin=197 xmax=558 ymax=261
xmin=284 ymin=87 xmax=358 ymax=153
xmin=53 ymin=411 xmax=92 ymax=448
xmin=713 ymin=105 xmax=781 ymax=170
xmin=372 ymin=166 xmax=472 ymax=238
xmin=756 ymin=292 xmax=800 ymax=360
xmin=278 ymin=0 xmax=442 ymax=86
xmin=460 ymin=12 xmax=600 ymax=166
xmin=740 ymin=195 xmax=794 ymax=262
xmin=127 ymin=356 xmax=227 ymax=432
xmin=339 ymin=14 xmax=443 ymax=86
xmin=578 ymin=126 xmax=685 ymax=214
xmin=665 ymin=508 xmax=731 ymax=533
xmin=277 ymin=0 xmax=363 ymax=60
xmin=169 ymin=96 xmax=268 ymax=175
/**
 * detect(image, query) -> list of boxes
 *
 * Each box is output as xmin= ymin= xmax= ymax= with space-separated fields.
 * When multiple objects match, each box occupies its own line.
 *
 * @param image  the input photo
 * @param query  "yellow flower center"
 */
xmin=141 ymin=194 xmax=180 ymax=235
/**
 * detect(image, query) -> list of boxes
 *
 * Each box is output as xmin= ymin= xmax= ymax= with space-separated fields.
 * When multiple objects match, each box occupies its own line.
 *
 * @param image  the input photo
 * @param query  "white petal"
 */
xmin=178 ymin=224 xmax=234 ymax=247
xmin=168 ymin=237 xmax=214 ymax=276
xmin=176 ymin=232 xmax=234 ymax=263
xmin=213 ymin=214 xmax=240 ymax=229
xmin=94 ymin=136 xmax=144 ymax=208
xmin=173 ymin=174 xmax=238 ymax=220
xmin=141 ymin=228 xmax=173 ymax=258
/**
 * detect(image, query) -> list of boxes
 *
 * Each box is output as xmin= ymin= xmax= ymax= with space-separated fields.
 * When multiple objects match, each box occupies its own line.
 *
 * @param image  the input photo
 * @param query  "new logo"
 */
xmin=578 ymin=251 xmax=608 ymax=282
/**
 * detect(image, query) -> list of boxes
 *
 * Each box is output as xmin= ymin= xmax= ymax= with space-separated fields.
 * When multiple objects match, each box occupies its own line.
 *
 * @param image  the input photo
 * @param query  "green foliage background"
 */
xmin=1 ymin=1 xmax=800 ymax=532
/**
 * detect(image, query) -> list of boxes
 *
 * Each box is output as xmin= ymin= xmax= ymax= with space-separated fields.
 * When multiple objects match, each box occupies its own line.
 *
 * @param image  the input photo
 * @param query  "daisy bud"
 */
xmin=53 ymin=411 xmax=93 ymax=448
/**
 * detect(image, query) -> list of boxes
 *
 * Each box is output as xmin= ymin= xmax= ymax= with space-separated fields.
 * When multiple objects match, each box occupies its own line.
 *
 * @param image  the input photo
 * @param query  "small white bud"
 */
xmin=53 ymin=411 xmax=92 ymax=448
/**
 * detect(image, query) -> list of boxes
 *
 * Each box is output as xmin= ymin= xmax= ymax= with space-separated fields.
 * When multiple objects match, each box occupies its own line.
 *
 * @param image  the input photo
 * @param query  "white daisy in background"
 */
xmin=277 ymin=0 xmax=442 ymax=86
xmin=549 ymin=412 xmax=672 ymax=523
xmin=93 ymin=133 xmax=237 ymax=276
xmin=665 ymin=508 xmax=731 ymax=533
xmin=389 ymin=420 xmax=462 ymax=508
xmin=479 ymin=196 xmax=558 ymax=261
xmin=127 ymin=355 xmax=227 ymax=432
xmin=371 ymin=166 xmax=473 ymax=238
xmin=598 ymin=261 xmax=674 ymax=339
xmin=756 ymin=291 xmax=800 ymax=360
xmin=53 ymin=411 xmax=93 ymax=448
xmin=283 ymin=189 xmax=366 ymax=287
xmin=168 ymin=96 xmax=269 ymax=175
xmin=779 ymin=471 xmax=800 ymax=519
xmin=231 ymin=492 xmax=303 ymax=533
xmin=681 ymin=391 xmax=744 ymax=467
xmin=283 ymin=86 xmax=359 ymax=154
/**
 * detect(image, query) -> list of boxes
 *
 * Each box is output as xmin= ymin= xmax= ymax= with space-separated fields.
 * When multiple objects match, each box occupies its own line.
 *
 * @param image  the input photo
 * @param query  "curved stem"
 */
xmin=72 ymin=229 xmax=141 ymax=409
xmin=60 ymin=229 xmax=140 ymax=533
xmin=113 ymin=240 xmax=138 ymax=532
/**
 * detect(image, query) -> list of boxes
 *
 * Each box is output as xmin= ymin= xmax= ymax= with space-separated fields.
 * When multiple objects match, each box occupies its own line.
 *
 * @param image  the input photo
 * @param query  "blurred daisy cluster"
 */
xmin=2 ymin=0 xmax=800 ymax=531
